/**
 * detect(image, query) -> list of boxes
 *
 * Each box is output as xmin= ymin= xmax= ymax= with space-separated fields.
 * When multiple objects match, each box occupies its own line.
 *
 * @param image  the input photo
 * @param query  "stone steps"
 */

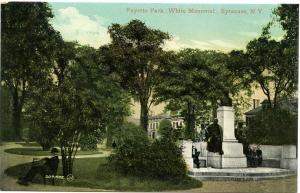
xmin=190 ymin=174 xmax=296 ymax=181
xmin=189 ymin=167 xmax=296 ymax=181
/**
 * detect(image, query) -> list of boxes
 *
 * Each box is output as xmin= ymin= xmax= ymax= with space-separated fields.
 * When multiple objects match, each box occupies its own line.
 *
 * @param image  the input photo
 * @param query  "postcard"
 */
xmin=0 ymin=1 xmax=298 ymax=192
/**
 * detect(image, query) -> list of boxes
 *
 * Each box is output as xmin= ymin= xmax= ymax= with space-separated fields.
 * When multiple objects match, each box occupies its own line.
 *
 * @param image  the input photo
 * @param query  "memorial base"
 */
xmin=207 ymin=141 xmax=247 ymax=168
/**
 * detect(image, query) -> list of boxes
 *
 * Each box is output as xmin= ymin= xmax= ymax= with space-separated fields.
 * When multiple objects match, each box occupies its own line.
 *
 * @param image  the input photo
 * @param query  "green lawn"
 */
xmin=15 ymin=142 xmax=41 ymax=147
xmin=5 ymin=157 xmax=202 ymax=191
xmin=5 ymin=147 xmax=103 ymax=156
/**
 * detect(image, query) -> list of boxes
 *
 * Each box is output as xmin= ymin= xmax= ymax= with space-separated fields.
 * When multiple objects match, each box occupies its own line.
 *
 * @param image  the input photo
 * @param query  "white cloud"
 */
xmin=163 ymin=36 xmax=241 ymax=52
xmin=51 ymin=7 xmax=110 ymax=48
xmin=163 ymin=36 xmax=191 ymax=51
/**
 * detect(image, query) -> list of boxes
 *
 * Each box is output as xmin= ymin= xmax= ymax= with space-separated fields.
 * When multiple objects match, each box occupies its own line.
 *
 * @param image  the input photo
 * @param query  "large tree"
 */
xmin=103 ymin=20 xmax=170 ymax=131
xmin=229 ymin=4 xmax=298 ymax=108
xmin=26 ymin=43 xmax=131 ymax=176
xmin=155 ymin=49 xmax=247 ymax=139
xmin=1 ymin=2 xmax=58 ymax=139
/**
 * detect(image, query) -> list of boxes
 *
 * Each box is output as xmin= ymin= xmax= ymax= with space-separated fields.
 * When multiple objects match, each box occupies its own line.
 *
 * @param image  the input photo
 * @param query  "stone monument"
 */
xmin=207 ymin=105 xmax=247 ymax=168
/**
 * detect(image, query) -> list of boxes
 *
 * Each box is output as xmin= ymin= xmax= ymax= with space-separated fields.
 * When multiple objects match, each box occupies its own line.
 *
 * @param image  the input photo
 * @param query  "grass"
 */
xmin=5 ymin=147 xmax=103 ymax=156
xmin=5 ymin=157 xmax=202 ymax=191
xmin=15 ymin=142 xmax=41 ymax=147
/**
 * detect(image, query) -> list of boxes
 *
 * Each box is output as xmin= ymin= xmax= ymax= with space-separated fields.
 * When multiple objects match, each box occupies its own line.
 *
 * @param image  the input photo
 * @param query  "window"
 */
xmin=253 ymin=99 xmax=260 ymax=109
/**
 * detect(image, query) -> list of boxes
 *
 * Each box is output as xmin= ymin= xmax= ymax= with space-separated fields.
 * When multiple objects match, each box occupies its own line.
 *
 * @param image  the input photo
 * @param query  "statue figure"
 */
xmin=205 ymin=118 xmax=223 ymax=155
xmin=220 ymin=91 xmax=232 ymax=107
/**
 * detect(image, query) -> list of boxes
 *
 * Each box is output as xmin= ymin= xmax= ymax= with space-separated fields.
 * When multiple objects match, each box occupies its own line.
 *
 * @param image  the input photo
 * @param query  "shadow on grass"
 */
xmin=5 ymin=157 xmax=202 ymax=191
xmin=5 ymin=147 xmax=103 ymax=156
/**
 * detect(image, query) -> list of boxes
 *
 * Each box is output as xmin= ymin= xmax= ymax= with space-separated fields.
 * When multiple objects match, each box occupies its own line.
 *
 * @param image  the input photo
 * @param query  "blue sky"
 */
xmin=49 ymin=3 xmax=284 ymax=52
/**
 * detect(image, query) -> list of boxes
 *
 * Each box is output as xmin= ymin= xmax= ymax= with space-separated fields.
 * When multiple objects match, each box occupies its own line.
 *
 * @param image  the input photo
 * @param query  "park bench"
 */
xmin=32 ymin=157 xmax=59 ymax=185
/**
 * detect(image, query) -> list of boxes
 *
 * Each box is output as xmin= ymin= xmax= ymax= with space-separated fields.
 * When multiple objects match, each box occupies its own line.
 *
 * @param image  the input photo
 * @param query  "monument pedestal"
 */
xmin=207 ymin=106 xmax=247 ymax=168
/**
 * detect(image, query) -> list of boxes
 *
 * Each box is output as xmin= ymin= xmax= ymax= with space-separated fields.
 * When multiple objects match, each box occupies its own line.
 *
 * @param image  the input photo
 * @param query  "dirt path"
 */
xmin=0 ymin=142 xmax=111 ymax=191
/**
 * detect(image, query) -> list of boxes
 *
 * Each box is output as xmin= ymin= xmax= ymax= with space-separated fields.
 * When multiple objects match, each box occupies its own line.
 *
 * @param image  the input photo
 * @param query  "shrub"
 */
xmin=109 ymin=122 xmax=187 ymax=181
xmin=27 ymin=126 xmax=55 ymax=151
xmin=79 ymin=134 xmax=98 ymax=151
xmin=158 ymin=119 xmax=173 ymax=140
xmin=109 ymin=123 xmax=150 ymax=176
xmin=147 ymin=140 xmax=186 ymax=180
xmin=80 ymin=129 xmax=105 ymax=151
xmin=21 ymin=127 xmax=35 ymax=143
xmin=247 ymin=108 xmax=297 ymax=145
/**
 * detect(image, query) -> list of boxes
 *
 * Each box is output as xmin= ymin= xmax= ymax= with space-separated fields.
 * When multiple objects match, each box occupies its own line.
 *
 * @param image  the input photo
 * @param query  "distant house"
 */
xmin=244 ymin=98 xmax=298 ymax=126
xmin=148 ymin=113 xmax=184 ymax=139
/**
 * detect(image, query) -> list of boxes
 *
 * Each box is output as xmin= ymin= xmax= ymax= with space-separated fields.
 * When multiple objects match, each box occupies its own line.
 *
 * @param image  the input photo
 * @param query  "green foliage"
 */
xmin=79 ymin=135 xmax=98 ymax=151
xmin=156 ymin=49 xmax=249 ymax=139
xmin=0 ymin=86 xmax=14 ymax=140
xmin=274 ymin=5 xmax=298 ymax=46
xmin=109 ymin=123 xmax=150 ymax=176
xmin=158 ymin=119 xmax=173 ymax=139
xmin=1 ymin=2 xmax=59 ymax=139
xmin=103 ymin=19 xmax=170 ymax=130
xmin=110 ymin=122 xmax=187 ymax=181
xmin=246 ymin=108 xmax=297 ymax=145
xmin=147 ymin=140 xmax=186 ymax=180
xmin=80 ymin=130 xmax=104 ymax=151
xmin=229 ymin=5 xmax=298 ymax=109
xmin=20 ymin=128 xmax=35 ymax=143
xmin=25 ymin=43 xmax=131 ymax=177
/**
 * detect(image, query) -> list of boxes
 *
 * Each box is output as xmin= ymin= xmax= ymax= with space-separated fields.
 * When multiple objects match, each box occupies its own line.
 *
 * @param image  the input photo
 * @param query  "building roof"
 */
xmin=148 ymin=113 xmax=183 ymax=121
xmin=244 ymin=106 xmax=262 ymax=115
xmin=244 ymin=98 xmax=298 ymax=116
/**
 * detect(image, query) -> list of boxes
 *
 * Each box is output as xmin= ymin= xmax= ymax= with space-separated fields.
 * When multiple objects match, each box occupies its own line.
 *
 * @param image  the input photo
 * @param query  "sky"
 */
xmin=49 ymin=3 xmax=285 ymax=53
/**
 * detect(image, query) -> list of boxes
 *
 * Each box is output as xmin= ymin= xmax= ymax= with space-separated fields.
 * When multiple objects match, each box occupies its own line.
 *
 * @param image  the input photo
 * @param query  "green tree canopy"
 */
xmin=229 ymin=5 xmax=298 ymax=109
xmin=155 ymin=49 xmax=249 ymax=139
xmin=26 ymin=43 xmax=131 ymax=177
xmin=1 ymin=2 xmax=60 ymax=139
xmin=102 ymin=19 xmax=170 ymax=131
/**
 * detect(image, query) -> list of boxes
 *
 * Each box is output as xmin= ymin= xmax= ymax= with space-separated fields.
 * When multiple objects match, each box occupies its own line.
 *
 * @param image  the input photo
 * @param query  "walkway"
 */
xmin=0 ymin=142 xmax=111 ymax=191
xmin=0 ymin=142 xmax=297 ymax=192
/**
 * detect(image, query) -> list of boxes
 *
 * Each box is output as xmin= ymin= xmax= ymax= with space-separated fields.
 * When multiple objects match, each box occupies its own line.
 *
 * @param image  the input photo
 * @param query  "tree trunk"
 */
xmin=106 ymin=126 xmax=113 ymax=148
xmin=185 ymin=102 xmax=195 ymax=140
xmin=41 ymin=143 xmax=51 ymax=151
xmin=61 ymin=146 xmax=75 ymax=178
xmin=140 ymin=99 xmax=149 ymax=132
xmin=12 ymin=96 xmax=22 ymax=140
xmin=61 ymin=148 xmax=68 ymax=177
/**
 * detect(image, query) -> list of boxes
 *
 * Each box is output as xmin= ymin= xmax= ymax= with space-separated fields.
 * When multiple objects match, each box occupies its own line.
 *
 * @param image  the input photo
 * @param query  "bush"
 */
xmin=147 ymin=140 xmax=186 ymax=180
xmin=109 ymin=122 xmax=187 ymax=181
xmin=247 ymin=108 xmax=297 ymax=145
xmin=21 ymin=127 xmax=35 ymax=143
xmin=109 ymin=123 xmax=150 ymax=176
xmin=80 ymin=134 xmax=98 ymax=151
xmin=80 ymin=129 xmax=105 ymax=151
xmin=30 ymin=126 xmax=55 ymax=151
xmin=158 ymin=119 xmax=174 ymax=140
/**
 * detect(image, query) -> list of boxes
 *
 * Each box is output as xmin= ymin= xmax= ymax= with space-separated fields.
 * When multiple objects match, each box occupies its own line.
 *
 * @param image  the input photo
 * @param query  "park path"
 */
xmin=0 ymin=142 xmax=112 ymax=191
xmin=1 ymin=142 xmax=297 ymax=192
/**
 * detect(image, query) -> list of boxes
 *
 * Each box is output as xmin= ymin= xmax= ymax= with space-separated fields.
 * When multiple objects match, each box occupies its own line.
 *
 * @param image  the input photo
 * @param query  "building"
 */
xmin=148 ymin=113 xmax=184 ymax=139
xmin=244 ymin=98 xmax=298 ymax=126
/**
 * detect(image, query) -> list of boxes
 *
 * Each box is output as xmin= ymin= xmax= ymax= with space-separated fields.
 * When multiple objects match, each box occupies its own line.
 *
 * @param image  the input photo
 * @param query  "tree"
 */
xmin=0 ymin=86 xmax=14 ymax=140
xmin=274 ymin=4 xmax=298 ymax=64
xmin=103 ymin=20 xmax=170 ymax=131
xmin=155 ymin=49 xmax=245 ymax=139
xmin=246 ymin=107 xmax=297 ymax=145
xmin=229 ymin=5 xmax=298 ymax=109
xmin=26 ymin=43 xmax=131 ymax=177
xmin=1 ymin=2 xmax=58 ymax=139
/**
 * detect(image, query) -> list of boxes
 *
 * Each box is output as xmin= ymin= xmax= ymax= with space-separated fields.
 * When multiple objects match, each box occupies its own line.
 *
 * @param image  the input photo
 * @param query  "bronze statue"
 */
xmin=220 ymin=91 xmax=232 ymax=107
xmin=205 ymin=118 xmax=223 ymax=155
